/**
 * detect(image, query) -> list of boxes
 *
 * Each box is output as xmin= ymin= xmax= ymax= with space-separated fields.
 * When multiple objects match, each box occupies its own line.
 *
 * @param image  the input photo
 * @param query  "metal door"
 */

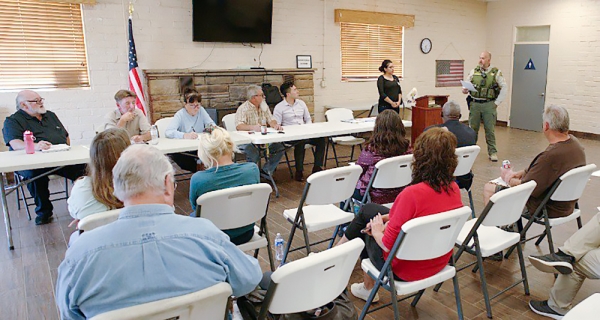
xmin=510 ymin=44 xmax=549 ymax=131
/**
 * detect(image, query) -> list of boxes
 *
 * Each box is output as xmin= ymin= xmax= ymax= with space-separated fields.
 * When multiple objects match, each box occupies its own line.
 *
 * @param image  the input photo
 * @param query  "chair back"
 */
xmin=154 ymin=117 xmax=173 ymax=139
xmin=394 ymin=206 xmax=471 ymax=261
xmin=195 ymin=183 xmax=271 ymax=230
xmin=266 ymin=238 xmax=364 ymax=315
xmin=483 ymin=181 xmax=537 ymax=227
xmin=90 ymin=282 xmax=232 ymax=320
xmin=372 ymin=154 xmax=413 ymax=189
xmin=304 ymin=166 xmax=362 ymax=205
xmin=77 ymin=209 xmax=121 ymax=232
xmin=221 ymin=114 xmax=236 ymax=131
xmin=454 ymin=145 xmax=480 ymax=176
xmin=325 ymin=108 xmax=354 ymax=122
xmin=551 ymin=164 xmax=596 ymax=201
xmin=368 ymin=103 xmax=379 ymax=117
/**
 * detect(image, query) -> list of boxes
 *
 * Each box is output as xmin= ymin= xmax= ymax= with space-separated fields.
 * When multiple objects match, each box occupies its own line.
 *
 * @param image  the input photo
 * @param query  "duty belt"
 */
xmin=472 ymin=98 xmax=495 ymax=103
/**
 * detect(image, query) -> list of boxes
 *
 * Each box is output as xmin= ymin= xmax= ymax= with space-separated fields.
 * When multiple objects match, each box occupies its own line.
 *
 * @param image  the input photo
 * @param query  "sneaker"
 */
xmin=35 ymin=215 xmax=53 ymax=226
xmin=489 ymin=153 xmax=499 ymax=162
xmin=350 ymin=282 xmax=379 ymax=303
xmin=529 ymin=300 xmax=563 ymax=319
xmin=529 ymin=251 xmax=574 ymax=275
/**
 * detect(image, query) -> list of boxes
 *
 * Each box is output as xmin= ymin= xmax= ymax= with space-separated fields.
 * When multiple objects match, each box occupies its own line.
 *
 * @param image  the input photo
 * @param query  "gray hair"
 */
xmin=247 ymin=85 xmax=262 ymax=100
xmin=442 ymin=100 xmax=461 ymax=119
xmin=543 ymin=105 xmax=570 ymax=133
xmin=15 ymin=91 xmax=27 ymax=110
xmin=197 ymin=127 xmax=234 ymax=169
xmin=112 ymin=144 xmax=175 ymax=201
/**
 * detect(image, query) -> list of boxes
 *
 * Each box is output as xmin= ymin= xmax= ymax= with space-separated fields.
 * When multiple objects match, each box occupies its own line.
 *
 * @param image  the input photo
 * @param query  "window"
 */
xmin=340 ymin=22 xmax=403 ymax=81
xmin=0 ymin=0 xmax=90 ymax=91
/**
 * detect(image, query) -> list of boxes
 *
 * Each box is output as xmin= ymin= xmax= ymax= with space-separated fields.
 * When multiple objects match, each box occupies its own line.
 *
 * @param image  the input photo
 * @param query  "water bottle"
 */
xmin=150 ymin=125 xmax=159 ymax=145
xmin=24 ymin=130 xmax=35 ymax=154
xmin=260 ymin=119 xmax=267 ymax=135
xmin=274 ymin=233 xmax=285 ymax=267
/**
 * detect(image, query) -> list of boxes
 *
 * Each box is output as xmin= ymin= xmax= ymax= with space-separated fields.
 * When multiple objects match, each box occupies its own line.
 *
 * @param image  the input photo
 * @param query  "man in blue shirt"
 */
xmin=55 ymin=144 xmax=262 ymax=319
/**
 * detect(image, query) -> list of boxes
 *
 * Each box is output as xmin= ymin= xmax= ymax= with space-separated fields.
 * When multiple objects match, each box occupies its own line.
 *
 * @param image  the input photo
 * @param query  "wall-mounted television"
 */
xmin=192 ymin=0 xmax=273 ymax=44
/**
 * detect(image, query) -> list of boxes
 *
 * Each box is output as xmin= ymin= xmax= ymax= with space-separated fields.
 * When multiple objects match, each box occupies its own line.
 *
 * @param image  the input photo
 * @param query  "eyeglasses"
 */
xmin=26 ymin=98 xmax=44 ymax=104
xmin=254 ymin=94 xmax=266 ymax=98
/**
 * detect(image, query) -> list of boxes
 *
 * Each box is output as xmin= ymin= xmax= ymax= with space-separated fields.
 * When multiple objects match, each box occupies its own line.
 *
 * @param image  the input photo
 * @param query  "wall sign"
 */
xmin=525 ymin=58 xmax=536 ymax=70
xmin=296 ymin=55 xmax=312 ymax=69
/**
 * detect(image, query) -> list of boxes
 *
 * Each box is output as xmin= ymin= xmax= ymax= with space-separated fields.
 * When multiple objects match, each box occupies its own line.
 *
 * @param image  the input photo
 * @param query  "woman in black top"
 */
xmin=377 ymin=59 xmax=403 ymax=114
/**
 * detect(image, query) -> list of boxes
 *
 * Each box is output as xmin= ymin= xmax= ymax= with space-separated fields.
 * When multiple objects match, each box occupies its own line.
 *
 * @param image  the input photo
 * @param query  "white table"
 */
xmin=0 ymin=133 xmax=252 ymax=250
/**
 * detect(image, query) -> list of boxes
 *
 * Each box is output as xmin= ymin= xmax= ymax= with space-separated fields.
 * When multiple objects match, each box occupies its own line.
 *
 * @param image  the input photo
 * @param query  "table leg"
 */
xmin=1 ymin=172 xmax=14 ymax=250
xmin=256 ymin=145 xmax=280 ymax=198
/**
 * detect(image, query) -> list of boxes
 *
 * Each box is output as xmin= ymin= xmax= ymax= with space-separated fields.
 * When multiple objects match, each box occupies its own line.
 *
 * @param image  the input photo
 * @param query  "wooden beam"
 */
xmin=334 ymin=9 xmax=414 ymax=28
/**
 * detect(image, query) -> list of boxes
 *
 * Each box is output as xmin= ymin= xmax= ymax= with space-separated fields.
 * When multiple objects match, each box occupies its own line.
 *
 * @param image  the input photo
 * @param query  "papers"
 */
xmin=41 ymin=144 xmax=71 ymax=153
xmin=341 ymin=117 xmax=376 ymax=124
xmin=460 ymin=80 xmax=476 ymax=92
xmin=489 ymin=177 xmax=509 ymax=188
xmin=253 ymin=127 xmax=280 ymax=134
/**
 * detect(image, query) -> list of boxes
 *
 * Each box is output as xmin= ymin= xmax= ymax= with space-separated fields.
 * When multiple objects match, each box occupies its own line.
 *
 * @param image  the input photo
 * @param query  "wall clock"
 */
xmin=420 ymin=38 xmax=432 ymax=54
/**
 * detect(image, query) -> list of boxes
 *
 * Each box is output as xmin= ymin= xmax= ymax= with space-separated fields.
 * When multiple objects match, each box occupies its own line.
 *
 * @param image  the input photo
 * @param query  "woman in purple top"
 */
xmin=354 ymin=110 xmax=411 ymax=204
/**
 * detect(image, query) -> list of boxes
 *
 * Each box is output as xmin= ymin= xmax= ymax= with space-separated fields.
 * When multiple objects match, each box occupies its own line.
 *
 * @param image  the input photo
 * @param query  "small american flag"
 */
xmin=436 ymin=60 xmax=464 ymax=87
xmin=128 ymin=16 xmax=147 ymax=115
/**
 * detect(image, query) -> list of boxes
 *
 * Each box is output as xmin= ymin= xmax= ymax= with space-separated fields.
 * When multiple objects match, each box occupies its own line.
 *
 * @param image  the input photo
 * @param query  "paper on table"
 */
xmin=41 ymin=144 xmax=71 ymax=153
xmin=253 ymin=127 xmax=279 ymax=133
xmin=460 ymin=80 xmax=476 ymax=92
xmin=489 ymin=177 xmax=509 ymax=188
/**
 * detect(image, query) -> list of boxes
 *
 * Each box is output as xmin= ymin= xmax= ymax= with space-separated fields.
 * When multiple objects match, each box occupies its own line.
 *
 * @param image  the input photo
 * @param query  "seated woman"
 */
xmin=165 ymin=87 xmax=216 ymax=172
xmin=67 ymin=128 xmax=129 ymax=243
xmin=189 ymin=127 xmax=259 ymax=245
xmin=353 ymin=109 xmax=411 ymax=205
xmin=337 ymin=128 xmax=463 ymax=302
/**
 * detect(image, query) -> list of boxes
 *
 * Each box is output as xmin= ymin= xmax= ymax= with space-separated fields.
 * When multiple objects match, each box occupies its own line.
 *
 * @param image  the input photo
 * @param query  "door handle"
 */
xmin=540 ymin=93 xmax=545 ymax=97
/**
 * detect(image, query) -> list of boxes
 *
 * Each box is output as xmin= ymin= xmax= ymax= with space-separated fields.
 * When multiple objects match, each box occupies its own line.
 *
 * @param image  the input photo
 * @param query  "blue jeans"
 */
xmin=242 ymin=143 xmax=285 ymax=175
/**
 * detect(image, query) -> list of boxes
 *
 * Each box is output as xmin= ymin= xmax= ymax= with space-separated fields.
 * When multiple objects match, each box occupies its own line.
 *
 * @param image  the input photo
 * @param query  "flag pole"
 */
xmin=129 ymin=2 xmax=133 ymax=19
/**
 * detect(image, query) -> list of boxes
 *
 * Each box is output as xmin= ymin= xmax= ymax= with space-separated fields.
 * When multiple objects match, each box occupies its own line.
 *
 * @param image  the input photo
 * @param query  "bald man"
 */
xmin=463 ymin=51 xmax=507 ymax=162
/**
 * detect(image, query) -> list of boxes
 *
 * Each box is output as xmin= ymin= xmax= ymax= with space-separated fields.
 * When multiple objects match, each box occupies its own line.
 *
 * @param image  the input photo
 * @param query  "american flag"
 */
xmin=128 ymin=16 xmax=147 ymax=115
xmin=436 ymin=60 xmax=464 ymax=87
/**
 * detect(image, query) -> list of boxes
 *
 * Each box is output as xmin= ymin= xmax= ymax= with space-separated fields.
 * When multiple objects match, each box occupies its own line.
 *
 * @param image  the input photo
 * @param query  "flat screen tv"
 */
xmin=192 ymin=0 xmax=273 ymax=44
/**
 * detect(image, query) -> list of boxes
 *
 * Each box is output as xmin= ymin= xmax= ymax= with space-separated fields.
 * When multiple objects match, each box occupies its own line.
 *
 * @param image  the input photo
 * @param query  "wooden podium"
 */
xmin=411 ymin=95 xmax=449 ymax=143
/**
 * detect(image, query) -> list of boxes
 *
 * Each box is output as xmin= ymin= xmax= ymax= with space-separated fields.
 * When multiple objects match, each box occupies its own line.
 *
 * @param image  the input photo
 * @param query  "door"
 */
xmin=510 ymin=44 xmax=549 ymax=131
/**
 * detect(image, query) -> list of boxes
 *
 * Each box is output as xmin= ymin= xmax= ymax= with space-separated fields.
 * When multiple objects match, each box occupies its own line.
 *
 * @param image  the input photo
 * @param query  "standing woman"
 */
xmin=377 ymin=59 xmax=403 ymax=114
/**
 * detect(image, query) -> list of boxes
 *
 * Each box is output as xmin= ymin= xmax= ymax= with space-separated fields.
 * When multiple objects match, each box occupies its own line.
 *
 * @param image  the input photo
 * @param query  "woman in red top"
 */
xmin=337 ymin=128 xmax=463 ymax=302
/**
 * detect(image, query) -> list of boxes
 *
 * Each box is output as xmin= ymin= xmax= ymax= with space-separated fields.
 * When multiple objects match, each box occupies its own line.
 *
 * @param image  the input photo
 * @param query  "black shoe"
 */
xmin=529 ymin=251 xmax=575 ymax=274
xmin=35 ymin=215 xmax=53 ymax=225
xmin=487 ymin=252 xmax=503 ymax=261
xmin=294 ymin=170 xmax=304 ymax=182
xmin=529 ymin=300 xmax=564 ymax=319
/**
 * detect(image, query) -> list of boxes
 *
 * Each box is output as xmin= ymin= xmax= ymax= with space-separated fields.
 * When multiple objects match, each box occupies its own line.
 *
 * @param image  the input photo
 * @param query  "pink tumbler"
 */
xmin=24 ymin=130 xmax=35 ymax=154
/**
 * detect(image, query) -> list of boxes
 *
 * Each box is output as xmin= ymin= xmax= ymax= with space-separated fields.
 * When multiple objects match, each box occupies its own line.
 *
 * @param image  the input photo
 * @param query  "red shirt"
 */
xmin=381 ymin=182 xmax=462 ymax=281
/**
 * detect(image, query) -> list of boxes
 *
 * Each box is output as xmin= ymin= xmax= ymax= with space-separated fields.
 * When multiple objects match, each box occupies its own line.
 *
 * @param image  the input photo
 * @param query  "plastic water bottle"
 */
xmin=274 ymin=233 xmax=285 ymax=267
xmin=24 ymin=130 xmax=35 ymax=154
xmin=150 ymin=125 xmax=159 ymax=145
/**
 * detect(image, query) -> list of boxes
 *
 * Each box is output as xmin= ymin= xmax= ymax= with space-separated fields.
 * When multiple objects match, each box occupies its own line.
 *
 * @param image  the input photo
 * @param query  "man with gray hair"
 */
xmin=235 ymin=85 xmax=285 ymax=175
xmin=55 ymin=144 xmax=262 ymax=319
xmin=483 ymin=105 xmax=586 ymax=219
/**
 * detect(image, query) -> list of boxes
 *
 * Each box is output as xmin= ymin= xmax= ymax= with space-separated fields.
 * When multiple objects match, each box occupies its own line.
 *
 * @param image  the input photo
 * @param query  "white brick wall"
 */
xmin=0 ymin=0 xmax=487 ymax=150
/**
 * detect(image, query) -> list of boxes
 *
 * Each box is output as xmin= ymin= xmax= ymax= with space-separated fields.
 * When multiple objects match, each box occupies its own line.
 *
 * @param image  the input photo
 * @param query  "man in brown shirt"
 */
xmin=484 ymin=105 xmax=586 ymax=218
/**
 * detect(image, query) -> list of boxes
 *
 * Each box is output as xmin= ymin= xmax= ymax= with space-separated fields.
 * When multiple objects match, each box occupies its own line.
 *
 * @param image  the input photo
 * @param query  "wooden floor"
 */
xmin=1 ymin=126 xmax=599 ymax=319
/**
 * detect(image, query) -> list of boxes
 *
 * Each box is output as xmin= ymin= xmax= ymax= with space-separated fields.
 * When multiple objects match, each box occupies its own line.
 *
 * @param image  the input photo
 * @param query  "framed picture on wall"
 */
xmin=296 ymin=55 xmax=312 ymax=69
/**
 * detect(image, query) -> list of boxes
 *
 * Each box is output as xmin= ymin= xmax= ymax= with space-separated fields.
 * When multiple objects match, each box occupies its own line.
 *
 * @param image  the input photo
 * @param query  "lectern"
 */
xmin=411 ymin=95 xmax=449 ymax=143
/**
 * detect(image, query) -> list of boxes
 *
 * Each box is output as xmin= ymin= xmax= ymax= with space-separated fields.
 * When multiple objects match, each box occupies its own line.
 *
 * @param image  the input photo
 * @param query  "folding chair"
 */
xmin=281 ymin=165 xmax=362 ymax=263
xmin=15 ymin=173 xmax=70 ymax=220
xmin=437 ymin=181 xmax=537 ymax=319
xmin=454 ymin=145 xmax=481 ymax=218
xmin=505 ymin=164 xmax=597 ymax=258
xmin=154 ymin=116 xmax=172 ymax=138
xmin=257 ymin=238 xmax=364 ymax=320
xmin=563 ymin=293 xmax=600 ymax=320
xmin=77 ymin=209 xmax=121 ymax=232
xmin=359 ymin=206 xmax=471 ymax=320
xmin=90 ymin=282 xmax=232 ymax=320
xmin=282 ymin=142 xmax=316 ymax=179
xmin=222 ymin=113 xmax=249 ymax=163
xmin=324 ymin=108 xmax=365 ymax=167
xmin=360 ymin=154 xmax=413 ymax=208
xmin=195 ymin=183 xmax=275 ymax=271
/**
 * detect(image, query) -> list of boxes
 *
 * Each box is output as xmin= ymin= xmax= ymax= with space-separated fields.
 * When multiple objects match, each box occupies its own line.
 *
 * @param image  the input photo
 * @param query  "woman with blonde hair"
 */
xmin=189 ymin=127 xmax=259 ymax=245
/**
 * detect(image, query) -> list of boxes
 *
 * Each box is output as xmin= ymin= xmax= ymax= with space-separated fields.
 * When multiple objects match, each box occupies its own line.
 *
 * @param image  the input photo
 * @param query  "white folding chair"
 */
xmin=506 ymin=164 xmax=597 ymax=258
xmin=454 ymin=145 xmax=481 ymax=218
xmin=360 ymin=154 xmax=413 ymax=208
xmin=15 ymin=173 xmax=70 ymax=221
xmin=257 ymin=238 xmax=364 ymax=319
xmin=90 ymin=282 xmax=232 ymax=320
xmin=324 ymin=108 xmax=365 ymax=167
xmin=359 ymin=206 xmax=472 ymax=320
xmin=440 ymin=181 xmax=537 ymax=319
xmin=77 ymin=209 xmax=121 ymax=232
xmin=281 ymin=165 xmax=362 ymax=263
xmin=154 ymin=116 xmax=173 ymax=138
xmin=563 ymin=293 xmax=600 ymax=320
xmin=195 ymin=183 xmax=275 ymax=270
xmin=221 ymin=113 xmax=236 ymax=131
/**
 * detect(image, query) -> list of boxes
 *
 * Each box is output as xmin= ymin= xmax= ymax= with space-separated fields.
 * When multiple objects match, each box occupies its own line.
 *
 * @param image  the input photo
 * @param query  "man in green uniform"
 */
xmin=463 ymin=51 xmax=507 ymax=162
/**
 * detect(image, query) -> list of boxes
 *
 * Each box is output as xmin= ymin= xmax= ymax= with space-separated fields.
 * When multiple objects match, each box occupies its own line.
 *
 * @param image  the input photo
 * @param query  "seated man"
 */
xmin=55 ymin=144 xmax=262 ymax=319
xmin=235 ymin=85 xmax=285 ymax=175
xmin=427 ymin=100 xmax=477 ymax=190
xmin=2 ymin=90 xmax=86 ymax=225
xmin=273 ymin=81 xmax=326 ymax=181
xmin=483 ymin=105 xmax=586 ymax=219
xmin=528 ymin=212 xmax=600 ymax=319
xmin=101 ymin=90 xmax=150 ymax=143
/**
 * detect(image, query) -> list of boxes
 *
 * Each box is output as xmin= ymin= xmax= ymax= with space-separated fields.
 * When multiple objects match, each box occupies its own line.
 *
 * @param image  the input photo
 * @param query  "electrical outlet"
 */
xmin=320 ymin=80 xmax=326 ymax=88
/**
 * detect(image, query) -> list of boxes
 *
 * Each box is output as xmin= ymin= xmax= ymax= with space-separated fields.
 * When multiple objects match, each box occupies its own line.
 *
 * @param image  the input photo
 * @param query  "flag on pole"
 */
xmin=128 ymin=15 xmax=147 ymax=115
